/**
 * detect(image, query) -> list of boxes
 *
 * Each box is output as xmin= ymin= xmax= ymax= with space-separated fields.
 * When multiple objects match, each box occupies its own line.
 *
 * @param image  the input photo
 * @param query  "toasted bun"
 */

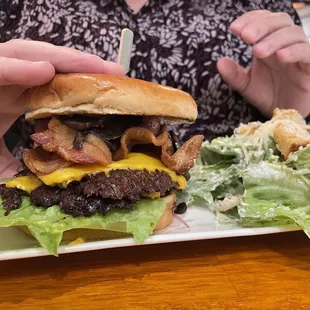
xmin=20 ymin=193 xmax=175 ymax=243
xmin=26 ymin=74 xmax=197 ymax=123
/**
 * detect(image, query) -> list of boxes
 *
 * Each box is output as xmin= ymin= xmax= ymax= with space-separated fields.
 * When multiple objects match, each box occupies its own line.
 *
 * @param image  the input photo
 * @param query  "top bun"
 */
xmin=26 ymin=73 xmax=198 ymax=123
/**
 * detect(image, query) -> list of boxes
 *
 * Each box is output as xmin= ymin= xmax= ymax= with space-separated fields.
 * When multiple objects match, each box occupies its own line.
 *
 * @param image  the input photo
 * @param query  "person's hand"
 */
xmin=0 ymin=39 xmax=124 ymax=138
xmin=0 ymin=39 xmax=124 ymax=177
xmin=217 ymin=10 xmax=310 ymax=118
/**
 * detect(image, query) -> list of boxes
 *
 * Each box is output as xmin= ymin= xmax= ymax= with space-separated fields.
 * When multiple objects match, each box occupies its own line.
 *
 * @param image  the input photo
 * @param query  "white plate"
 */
xmin=0 ymin=206 xmax=301 ymax=261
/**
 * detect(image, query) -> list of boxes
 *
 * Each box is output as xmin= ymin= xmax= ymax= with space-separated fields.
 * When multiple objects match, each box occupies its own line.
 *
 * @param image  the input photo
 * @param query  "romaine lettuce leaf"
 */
xmin=199 ymin=135 xmax=278 ymax=166
xmin=182 ymin=134 xmax=276 ymax=208
xmin=0 ymin=197 xmax=167 ymax=256
xmin=287 ymin=145 xmax=310 ymax=173
xmin=183 ymin=131 xmax=310 ymax=236
xmin=241 ymin=162 xmax=310 ymax=209
xmin=239 ymin=162 xmax=310 ymax=234
xmin=182 ymin=162 xmax=242 ymax=207
xmin=199 ymin=138 xmax=244 ymax=165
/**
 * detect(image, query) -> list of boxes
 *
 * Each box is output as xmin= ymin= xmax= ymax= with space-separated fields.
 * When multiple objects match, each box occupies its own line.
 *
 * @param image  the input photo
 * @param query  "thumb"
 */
xmin=217 ymin=57 xmax=250 ymax=94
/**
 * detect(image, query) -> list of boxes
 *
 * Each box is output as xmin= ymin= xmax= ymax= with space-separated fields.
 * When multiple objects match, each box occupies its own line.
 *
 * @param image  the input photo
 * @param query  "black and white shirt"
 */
xmin=0 ymin=0 xmax=300 ymax=159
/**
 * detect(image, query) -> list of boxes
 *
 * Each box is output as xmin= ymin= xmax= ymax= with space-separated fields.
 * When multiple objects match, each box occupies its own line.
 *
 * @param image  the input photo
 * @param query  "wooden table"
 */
xmin=1 ymin=231 xmax=310 ymax=310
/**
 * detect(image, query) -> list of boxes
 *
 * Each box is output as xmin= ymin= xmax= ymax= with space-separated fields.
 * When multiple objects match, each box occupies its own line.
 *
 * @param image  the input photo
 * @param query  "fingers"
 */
xmin=231 ymin=12 xmax=294 ymax=44
xmin=0 ymin=56 xmax=55 ymax=86
xmin=0 ymin=39 xmax=124 ymax=76
xmin=231 ymin=11 xmax=310 ymax=63
xmin=253 ymin=25 xmax=307 ymax=59
xmin=277 ymin=43 xmax=310 ymax=64
xmin=230 ymin=10 xmax=270 ymax=35
xmin=217 ymin=57 xmax=250 ymax=94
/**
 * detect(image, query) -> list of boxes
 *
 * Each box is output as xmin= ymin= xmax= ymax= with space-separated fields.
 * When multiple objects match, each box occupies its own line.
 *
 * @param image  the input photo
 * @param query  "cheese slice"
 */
xmin=6 ymin=176 xmax=42 ymax=194
xmin=6 ymin=153 xmax=186 ymax=193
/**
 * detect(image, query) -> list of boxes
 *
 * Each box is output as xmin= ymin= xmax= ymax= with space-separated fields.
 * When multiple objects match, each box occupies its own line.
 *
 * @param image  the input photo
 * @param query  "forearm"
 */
xmin=0 ymin=139 xmax=21 ymax=178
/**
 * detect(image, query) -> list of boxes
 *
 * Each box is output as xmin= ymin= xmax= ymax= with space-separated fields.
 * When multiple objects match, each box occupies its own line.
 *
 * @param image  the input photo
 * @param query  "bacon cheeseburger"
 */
xmin=0 ymin=74 xmax=203 ymax=255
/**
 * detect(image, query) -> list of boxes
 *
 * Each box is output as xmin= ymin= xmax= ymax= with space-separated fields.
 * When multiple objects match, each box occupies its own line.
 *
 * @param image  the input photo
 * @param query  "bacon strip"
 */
xmin=27 ymin=117 xmax=203 ymax=175
xmin=114 ymin=126 xmax=203 ymax=174
xmin=113 ymin=126 xmax=169 ymax=161
xmin=23 ymin=148 xmax=72 ymax=176
xmin=161 ymin=135 xmax=204 ymax=174
xmin=31 ymin=117 xmax=112 ymax=165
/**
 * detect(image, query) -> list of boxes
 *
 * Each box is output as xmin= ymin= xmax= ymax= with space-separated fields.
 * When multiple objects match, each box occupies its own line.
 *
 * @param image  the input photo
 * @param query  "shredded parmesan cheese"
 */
xmin=234 ymin=109 xmax=310 ymax=160
xmin=213 ymin=195 xmax=242 ymax=212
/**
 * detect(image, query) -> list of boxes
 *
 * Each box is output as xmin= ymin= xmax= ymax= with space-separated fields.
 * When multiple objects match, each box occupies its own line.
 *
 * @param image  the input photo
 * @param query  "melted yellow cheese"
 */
xmin=6 ymin=153 xmax=186 ymax=193
xmin=148 ymin=192 xmax=161 ymax=199
xmin=68 ymin=237 xmax=85 ymax=246
xmin=6 ymin=176 xmax=42 ymax=194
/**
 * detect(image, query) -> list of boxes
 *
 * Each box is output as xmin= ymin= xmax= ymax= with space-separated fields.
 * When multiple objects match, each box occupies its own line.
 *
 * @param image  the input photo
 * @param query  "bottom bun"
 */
xmin=20 ymin=193 xmax=176 ymax=242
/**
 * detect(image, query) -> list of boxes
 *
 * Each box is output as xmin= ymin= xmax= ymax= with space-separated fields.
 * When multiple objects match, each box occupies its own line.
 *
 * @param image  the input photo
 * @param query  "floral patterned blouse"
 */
xmin=0 ymin=0 xmax=300 ymax=159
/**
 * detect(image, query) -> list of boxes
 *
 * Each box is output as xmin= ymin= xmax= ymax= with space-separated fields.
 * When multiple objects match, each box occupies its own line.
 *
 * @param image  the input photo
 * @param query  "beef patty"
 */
xmin=0 ymin=185 xmax=22 ymax=215
xmin=0 ymin=169 xmax=177 ymax=217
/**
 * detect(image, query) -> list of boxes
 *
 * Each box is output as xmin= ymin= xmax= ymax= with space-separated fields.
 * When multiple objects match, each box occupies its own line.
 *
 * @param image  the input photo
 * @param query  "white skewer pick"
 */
xmin=117 ymin=28 xmax=134 ymax=75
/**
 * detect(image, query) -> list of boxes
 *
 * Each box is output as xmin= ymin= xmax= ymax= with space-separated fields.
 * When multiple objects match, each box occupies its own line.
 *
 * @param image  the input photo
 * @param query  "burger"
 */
xmin=0 ymin=74 xmax=203 ymax=255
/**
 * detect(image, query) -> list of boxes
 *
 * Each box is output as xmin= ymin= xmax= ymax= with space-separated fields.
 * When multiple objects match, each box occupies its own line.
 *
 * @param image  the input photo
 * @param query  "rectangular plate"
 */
xmin=0 ymin=206 xmax=301 ymax=261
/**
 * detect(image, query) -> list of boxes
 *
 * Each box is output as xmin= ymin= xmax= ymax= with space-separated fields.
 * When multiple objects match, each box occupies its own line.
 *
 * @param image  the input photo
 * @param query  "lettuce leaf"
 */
xmin=183 ymin=132 xmax=310 ymax=235
xmin=239 ymin=162 xmax=310 ymax=234
xmin=198 ymin=138 xmax=244 ymax=165
xmin=182 ymin=162 xmax=242 ymax=207
xmin=287 ymin=145 xmax=310 ymax=173
xmin=242 ymin=162 xmax=310 ymax=208
xmin=184 ymin=135 xmax=279 ymax=206
xmin=199 ymin=135 xmax=278 ymax=166
xmin=0 ymin=197 xmax=167 ymax=255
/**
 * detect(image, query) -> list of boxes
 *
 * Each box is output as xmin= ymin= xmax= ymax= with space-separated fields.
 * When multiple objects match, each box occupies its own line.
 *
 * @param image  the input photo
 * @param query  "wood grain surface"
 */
xmin=1 ymin=231 xmax=310 ymax=310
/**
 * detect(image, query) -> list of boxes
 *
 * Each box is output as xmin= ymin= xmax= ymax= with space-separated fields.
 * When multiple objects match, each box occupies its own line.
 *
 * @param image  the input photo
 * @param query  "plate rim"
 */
xmin=0 ymin=224 xmax=301 ymax=261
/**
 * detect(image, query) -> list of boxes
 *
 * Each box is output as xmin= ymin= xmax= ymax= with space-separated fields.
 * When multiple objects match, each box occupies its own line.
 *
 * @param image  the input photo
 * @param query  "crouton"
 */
xmin=273 ymin=122 xmax=310 ymax=159
xmin=272 ymin=108 xmax=306 ymax=126
xmin=235 ymin=122 xmax=262 ymax=136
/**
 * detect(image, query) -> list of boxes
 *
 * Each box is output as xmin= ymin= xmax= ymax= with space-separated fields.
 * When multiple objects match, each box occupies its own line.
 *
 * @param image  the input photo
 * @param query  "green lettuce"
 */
xmin=198 ymin=137 xmax=244 ymax=165
xmin=182 ymin=162 xmax=242 ymax=207
xmin=199 ymin=135 xmax=278 ymax=166
xmin=242 ymin=162 xmax=310 ymax=209
xmin=239 ymin=162 xmax=310 ymax=235
xmin=182 ymin=134 xmax=276 ymax=209
xmin=287 ymin=145 xmax=310 ymax=173
xmin=0 ymin=197 xmax=167 ymax=255
xmin=182 ymin=132 xmax=310 ymax=235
